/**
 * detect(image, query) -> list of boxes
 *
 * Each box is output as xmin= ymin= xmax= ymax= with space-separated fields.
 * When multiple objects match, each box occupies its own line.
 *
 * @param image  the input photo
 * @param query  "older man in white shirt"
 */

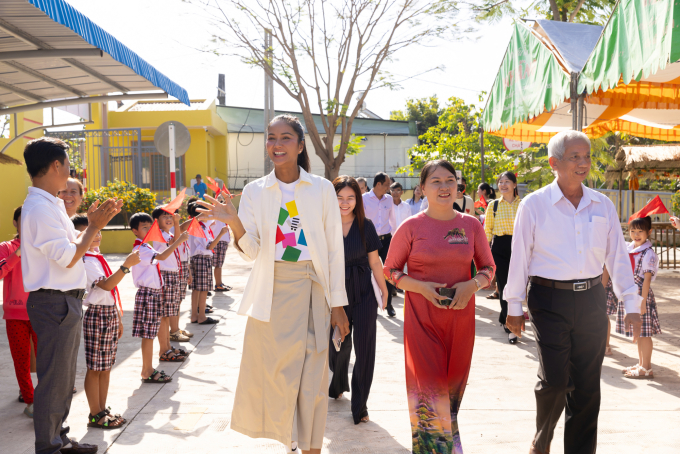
xmin=362 ymin=172 xmax=397 ymax=316
xmin=505 ymin=131 xmax=642 ymax=454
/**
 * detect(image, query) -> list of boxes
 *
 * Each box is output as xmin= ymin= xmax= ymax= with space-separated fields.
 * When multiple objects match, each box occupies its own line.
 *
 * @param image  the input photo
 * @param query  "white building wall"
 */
xmin=227 ymin=133 xmax=417 ymax=189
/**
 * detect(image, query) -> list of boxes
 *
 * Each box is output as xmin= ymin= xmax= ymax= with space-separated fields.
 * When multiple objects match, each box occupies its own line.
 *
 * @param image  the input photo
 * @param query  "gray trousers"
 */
xmin=27 ymin=291 xmax=83 ymax=454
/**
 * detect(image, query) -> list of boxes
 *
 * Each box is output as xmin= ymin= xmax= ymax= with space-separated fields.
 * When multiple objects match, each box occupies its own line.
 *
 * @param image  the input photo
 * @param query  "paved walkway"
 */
xmin=1 ymin=248 xmax=679 ymax=453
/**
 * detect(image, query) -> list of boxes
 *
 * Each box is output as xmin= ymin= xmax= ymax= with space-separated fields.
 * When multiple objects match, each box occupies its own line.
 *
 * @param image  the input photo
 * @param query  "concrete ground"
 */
xmin=1 ymin=247 xmax=679 ymax=453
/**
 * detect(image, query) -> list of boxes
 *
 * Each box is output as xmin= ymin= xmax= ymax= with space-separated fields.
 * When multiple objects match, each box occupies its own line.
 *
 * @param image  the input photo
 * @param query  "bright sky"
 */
xmin=63 ymin=0 xmax=528 ymax=119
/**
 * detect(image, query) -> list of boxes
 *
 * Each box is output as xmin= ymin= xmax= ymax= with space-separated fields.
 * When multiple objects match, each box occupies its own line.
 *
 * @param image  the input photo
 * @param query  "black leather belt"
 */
xmin=530 ymin=276 xmax=601 ymax=292
xmin=378 ymin=233 xmax=392 ymax=241
xmin=34 ymin=288 xmax=86 ymax=300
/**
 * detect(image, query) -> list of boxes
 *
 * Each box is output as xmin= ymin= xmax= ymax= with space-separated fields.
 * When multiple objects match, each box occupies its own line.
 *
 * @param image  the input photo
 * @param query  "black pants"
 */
xmin=328 ymin=299 xmax=378 ymax=424
xmin=377 ymin=234 xmax=394 ymax=309
xmin=491 ymin=235 xmax=512 ymax=326
xmin=527 ymin=280 xmax=608 ymax=454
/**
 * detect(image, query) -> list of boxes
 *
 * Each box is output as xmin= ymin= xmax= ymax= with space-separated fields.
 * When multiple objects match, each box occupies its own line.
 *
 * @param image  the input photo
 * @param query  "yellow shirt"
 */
xmin=484 ymin=196 xmax=521 ymax=242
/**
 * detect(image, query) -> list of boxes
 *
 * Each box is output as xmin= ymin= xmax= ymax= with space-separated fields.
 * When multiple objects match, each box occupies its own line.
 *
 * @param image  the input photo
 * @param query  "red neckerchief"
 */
xmin=84 ymin=253 xmax=123 ymax=314
xmin=163 ymin=231 xmax=182 ymax=275
xmin=200 ymin=221 xmax=215 ymax=241
xmin=133 ymin=239 xmax=164 ymax=286
xmin=629 ymin=252 xmax=641 ymax=272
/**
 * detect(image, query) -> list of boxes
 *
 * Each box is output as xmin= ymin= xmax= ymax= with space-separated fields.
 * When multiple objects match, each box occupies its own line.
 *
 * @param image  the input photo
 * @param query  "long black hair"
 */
xmin=269 ymin=114 xmax=310 ymax=172
xmin=497 ymin=171 xmax=518 ymax=197
xmin=478 ymin=182 xmax=496 ymax=200
xmin=333 ymin=175 xmax=368 ymax=250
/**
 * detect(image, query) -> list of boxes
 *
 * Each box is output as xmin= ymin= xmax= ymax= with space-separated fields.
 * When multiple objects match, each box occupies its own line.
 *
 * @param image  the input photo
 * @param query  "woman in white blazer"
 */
xmin=198 ymin=114 xmax=349 ymax=454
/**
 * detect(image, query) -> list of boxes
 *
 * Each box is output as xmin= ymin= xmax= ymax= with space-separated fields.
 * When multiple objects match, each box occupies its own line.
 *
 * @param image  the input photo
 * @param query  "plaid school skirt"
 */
xmin=605 ymin=279 xmax=619 ymax=315
xmin=179 ymin=260 xmax=190 ymax=303
xmin=190 ymin=254 xmax=213 ymax=292
xmin=83 ymin=305 xmax=119 ymax=371
xmin=160 ymin=270 xmax=181 ymax=317
xmin=615 ymin=285 xmax=662 ymax=338
xmin=132 ymin=287 xmax=162 ymax=339
xmin=213 ymin=240 xmax=229 ymax=268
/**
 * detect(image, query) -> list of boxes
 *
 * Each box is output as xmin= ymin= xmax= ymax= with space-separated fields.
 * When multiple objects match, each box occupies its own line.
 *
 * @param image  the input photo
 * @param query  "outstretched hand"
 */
xmin=196 ymin=194 xmax=237 ymax=223
xmin=87 ymin=199 xmax=123 ymax=230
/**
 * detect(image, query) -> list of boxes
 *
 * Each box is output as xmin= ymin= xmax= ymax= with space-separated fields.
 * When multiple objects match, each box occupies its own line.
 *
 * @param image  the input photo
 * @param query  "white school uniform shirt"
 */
xmin=362 ymin=189 xmax=397 ymax=236
xmin=504 ymin=180 xmax=642 ymax=316
xmin=406 ymin=198 xmax=424 ymax=215
xmin=21 ymin=187 xmax=86 ymax=292
xmin=187 ymin=220 xmax=214 ymax=257
xmin=131 ymin=241 xmax=163 ymax=289
xmin=210 ymin=220 xmax=231 ymax=244
xmin=393 ymin=199 xmax=412 ymax=229
xmin=629 ymin=240 xmax=658 ymax=281
xmin=275 ymin=179 xmax=312 ymax=262
xmin=170 ymin=226 xmax=190 ymax=262
xmin=152 ymin=230 xmax=180 ymax=272
xmin=83 ymin=255 xmax=115 ymax=306
xmin=236 ymin=167 xmax=347 ymax=321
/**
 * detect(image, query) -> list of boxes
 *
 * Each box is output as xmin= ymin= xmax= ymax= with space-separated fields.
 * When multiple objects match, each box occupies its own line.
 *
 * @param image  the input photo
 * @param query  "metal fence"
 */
xmin=597 ymin=189 xmax=674 ymax=223
xmin=651 ymin=223 xmax=678 ymax=269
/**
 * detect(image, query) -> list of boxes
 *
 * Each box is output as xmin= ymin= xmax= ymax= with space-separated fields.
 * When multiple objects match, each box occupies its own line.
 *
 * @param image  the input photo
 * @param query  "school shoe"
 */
xmin=289 ymin=441 xmax=298 ymax=452
xmin=59 ymin=439 xmax=98 ymax=454
xmin=170 ymin=330 xmax=191 ymax=342
xmin=180 ymin=329 xmax=194 ymax=338
xmin=24 ymin=403 xmax=33 ymax=418
xmin=386 ymin=305 xmax=396 ymax=317
xmin=509 ymin=332 xmax=518 ymax=344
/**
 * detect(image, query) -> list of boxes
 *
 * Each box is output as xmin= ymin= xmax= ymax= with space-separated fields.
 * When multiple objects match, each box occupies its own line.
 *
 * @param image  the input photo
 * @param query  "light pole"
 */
xmin=382 ymin=132 xmax=387 ymax=173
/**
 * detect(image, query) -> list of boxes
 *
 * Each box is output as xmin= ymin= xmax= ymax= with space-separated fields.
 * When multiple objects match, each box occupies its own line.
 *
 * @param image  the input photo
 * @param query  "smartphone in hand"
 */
xmin=438 ymin=287 xmax=456 ymax=306
xmin=332 ymin=325 xmax=342 ymax=352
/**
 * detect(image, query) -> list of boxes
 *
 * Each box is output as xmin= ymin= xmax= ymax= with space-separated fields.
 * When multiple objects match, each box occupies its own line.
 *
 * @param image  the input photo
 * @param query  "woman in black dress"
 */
xmin=329 ymin=176 xmax=389 ymax=424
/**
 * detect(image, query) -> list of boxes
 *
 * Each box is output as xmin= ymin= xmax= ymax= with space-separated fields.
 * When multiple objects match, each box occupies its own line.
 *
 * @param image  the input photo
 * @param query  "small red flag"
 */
xmin=162 ymin=187 xmax=186 ymax=214
xmin=474 ymin=194 xmax=488 ymax=209
xmin=205 ymin=179 xmax=220 ymax=195
xmin=628 ymin=195 xmax=669 ymax=223
xmin=221 ymin=182 xmax=231 ymax=197
xmin=186 ymin=217 xmax=207 ymax=239
xmin=142 ymin=220 xmax=166 ymax=244
xmin=206 ymin=176 xmax=216 ymax=186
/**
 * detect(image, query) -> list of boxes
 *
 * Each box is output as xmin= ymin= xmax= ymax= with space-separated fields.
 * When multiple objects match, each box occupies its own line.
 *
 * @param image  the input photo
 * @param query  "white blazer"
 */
xmin=236 ymin=167 xmax=347 ymax=321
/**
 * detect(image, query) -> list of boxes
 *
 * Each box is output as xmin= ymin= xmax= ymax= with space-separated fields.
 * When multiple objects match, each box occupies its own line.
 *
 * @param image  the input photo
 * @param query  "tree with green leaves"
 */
xmin=389 ymin=96 xmax=442 ymax=138
xmin=477 ymin=0 xmax=616 ymax=25
xmin=399 ymin=97 xmax=514 ymax=191
xmin=189 ymin=0 xmax=471 ymax=180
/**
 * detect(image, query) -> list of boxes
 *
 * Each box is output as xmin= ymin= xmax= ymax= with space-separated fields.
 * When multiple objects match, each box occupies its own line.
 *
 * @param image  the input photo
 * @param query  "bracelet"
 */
xmin=472 ymin=277 xmax=482 ymax=291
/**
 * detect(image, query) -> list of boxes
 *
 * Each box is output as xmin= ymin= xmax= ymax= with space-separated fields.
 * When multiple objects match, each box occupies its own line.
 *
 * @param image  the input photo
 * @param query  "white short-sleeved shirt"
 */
xmin=188 ymin=221 xmax=214 ymax=257
xmin=170 ymin=226 xmax=190 ymax=262
xmin=275 ymin=179 xmax=311 ymax=262
xmin=629 ymin=240 xmax=658 ymax=282
xmin=210 ymin=220 xmax=231 ymax=243
xmin=131 ymin=241 xmax=163 ymax=289
xmin=153 ymin=230 xmax=180 ymax=272
xmin=83 ymin=255 xmax=115 ymax=306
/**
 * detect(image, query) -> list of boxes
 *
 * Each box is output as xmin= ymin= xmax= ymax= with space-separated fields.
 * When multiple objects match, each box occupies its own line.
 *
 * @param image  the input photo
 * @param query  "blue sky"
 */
xmin=64 ymin=0 xmax=524 ymax=118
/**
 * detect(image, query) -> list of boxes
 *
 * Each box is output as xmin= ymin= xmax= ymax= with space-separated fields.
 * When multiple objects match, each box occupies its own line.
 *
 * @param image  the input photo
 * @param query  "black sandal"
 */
xmin=87 ymin=410 xmax=124 ymax=429
xmin=104 ymin=407 xmax=126 ymax=424
xmin=173 ymin=348 xmax=189 ymax=356
xmin=160 ymin=349 xmax=185 ymax=362
xmin=199 ymin=317 xmax=219 ymax=325
xmin=142 ymin=369 xmax=172 ymax=383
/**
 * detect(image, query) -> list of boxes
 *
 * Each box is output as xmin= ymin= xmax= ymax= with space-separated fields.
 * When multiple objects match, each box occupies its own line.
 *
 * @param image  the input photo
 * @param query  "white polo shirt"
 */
xmin=83 ymin=255 xmax=115 ymax=306
xmin=188 ymin=221 xmax=214 ymax=257
xmin=131 ymin=241 xmax=163 ymax=289
xmin=21 ymin=187 xmax=86 ymax=292
xmin=153 ymin=230 xmax=180 ymax=272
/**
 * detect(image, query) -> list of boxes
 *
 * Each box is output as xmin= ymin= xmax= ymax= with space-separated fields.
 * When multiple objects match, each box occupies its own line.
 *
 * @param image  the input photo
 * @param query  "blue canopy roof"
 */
xmin=27 ymin=0 xmax=189 ymax=105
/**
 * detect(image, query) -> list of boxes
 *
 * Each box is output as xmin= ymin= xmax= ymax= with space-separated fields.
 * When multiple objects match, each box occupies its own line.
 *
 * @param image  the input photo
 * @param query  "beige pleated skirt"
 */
xmin=231 ymin=261 xmax=331 ymax=451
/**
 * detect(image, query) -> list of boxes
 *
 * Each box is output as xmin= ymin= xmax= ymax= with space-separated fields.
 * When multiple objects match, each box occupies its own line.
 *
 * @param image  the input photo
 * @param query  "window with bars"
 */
xmin=138 ymin=141 xmax=185 ymax=193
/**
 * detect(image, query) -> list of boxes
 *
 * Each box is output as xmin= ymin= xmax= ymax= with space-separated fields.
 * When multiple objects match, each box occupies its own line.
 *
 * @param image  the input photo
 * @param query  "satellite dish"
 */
xmin=154 ymin=121 xmax=191 ymax=157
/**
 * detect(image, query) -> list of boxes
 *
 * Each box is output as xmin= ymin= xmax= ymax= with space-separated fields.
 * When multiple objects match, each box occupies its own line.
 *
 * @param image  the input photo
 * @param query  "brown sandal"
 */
xmin=160 ymin=349 xmax=185 ymax=362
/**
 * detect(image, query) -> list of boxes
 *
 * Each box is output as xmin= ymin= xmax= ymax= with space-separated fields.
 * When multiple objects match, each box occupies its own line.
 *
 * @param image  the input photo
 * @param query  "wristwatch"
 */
xmin=120 ymin=265 xmax=130 ymax=274
xmin=472 ymin=277 xmax=482 ymax=291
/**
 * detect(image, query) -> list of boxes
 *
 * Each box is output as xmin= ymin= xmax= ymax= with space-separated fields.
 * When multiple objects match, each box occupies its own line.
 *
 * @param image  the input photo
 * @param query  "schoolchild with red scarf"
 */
xmin=186 ymin=202 xmax=228 ymax=324
xmin=151 ymin=206 xmax=191 ymax=356
xmin=72 ymin=215 xmax=139 ymax=429
xmin=0 ymin=206 xmax=36 ymax=418
xmin=129 ymin=213 xmax=187 ymax=384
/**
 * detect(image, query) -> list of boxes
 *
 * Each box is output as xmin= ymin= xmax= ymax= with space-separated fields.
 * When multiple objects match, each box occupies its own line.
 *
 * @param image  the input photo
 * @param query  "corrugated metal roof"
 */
xmin=0 ymin=0 xmax=189 ymax=108
xmin=217 ymin=106 xmax=415 ymax=136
